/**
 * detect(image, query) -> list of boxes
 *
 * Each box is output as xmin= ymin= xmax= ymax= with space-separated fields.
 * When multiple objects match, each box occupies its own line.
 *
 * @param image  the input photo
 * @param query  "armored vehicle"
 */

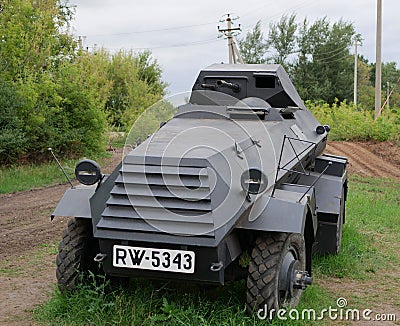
xmin=52 ymin=64 xmax=348 ymax=314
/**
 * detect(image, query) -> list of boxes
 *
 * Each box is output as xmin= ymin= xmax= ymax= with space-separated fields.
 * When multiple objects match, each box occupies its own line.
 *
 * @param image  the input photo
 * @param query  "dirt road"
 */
xmin=326 ymin=141 xmax=400 ymax=179
xmin=0 ymin=142 xmax=399 ymax=324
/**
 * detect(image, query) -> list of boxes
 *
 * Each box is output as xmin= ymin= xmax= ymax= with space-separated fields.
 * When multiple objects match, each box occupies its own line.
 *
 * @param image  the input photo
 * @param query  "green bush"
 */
xmin=308 ymin=100 xmax=400 ymax=142
xmin=0 ymin=1 xmax=166 ymax=165
xmin=0 ymin=80 xmax=27 ymax=164
xmin=0 ymin=66 xmax=109 ymax=164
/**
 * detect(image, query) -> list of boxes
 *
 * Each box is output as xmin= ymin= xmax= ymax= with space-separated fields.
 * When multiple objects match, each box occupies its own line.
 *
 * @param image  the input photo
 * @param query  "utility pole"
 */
xmin=78 ymin=36 xmax=87 ymax=51
xmin=386 ymin=81 xmax=390 ymax=109
xmin=374 ymin=0 xmax=382 ymax=118
xmin=218 ymin=14 xmax=244 ymax=64
xmin=353 ymin=37 xmax=360 ymax=106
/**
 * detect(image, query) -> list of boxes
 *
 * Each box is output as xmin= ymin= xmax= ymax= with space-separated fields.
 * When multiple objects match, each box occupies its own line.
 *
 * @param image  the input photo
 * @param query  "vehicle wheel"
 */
xmin=246 ymin=232 xmax=309 ymax=316
xmin=56 ymin=217 xmax=100 ymax=292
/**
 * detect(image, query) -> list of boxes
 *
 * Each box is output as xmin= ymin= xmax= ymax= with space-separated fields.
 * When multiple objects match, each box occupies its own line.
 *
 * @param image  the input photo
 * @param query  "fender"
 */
xmin=237 ymin=185 xmax=317 ymax=236
xmin=298 ymin=172 xmax=348 ymax=216
xmin=51 ymin=186 xmax=96 ymax=220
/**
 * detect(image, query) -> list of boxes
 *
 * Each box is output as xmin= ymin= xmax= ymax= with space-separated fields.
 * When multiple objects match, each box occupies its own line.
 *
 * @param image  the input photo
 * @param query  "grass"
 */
xmin=33 ymin=176 xmax=400 ymax=325
xmin=35 ymin=276 xmax=335 ymax=326
xmin=0 ymin=267 xmax=23 ymax=276
xmin=0 ymin=242 xmax=59 ymax=278
xmin=0 ymin=159 xmax=77 ymax=194
xmin=0 ymin=153 xmax=112 ymax=194
xmin=313 ymin=175 xmax=400 ymax=279
xmin=0 ymin=131 xmax=125 ymax=194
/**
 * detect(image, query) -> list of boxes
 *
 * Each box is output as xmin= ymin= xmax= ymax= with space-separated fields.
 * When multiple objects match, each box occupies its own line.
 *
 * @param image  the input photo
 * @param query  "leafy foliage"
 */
xmin=105 ymin=50 xmax=166 ymax=129
xmin=0 ymin=1 xmax=166 ymax=165
xmin=0 ymin=80 xmax=27 ymax=163
xmin=239 ymin=16 xmax=352 ymax=104
xmin=125 ymin=99 xmax=178 ymax=145
xmin=240 ymin=15 xmax=400 ymax=110
xmin=267 ymin=13 xmax=297 ymax=68
xmin=0 ymin=0 xmax=76 ymax=79
xmin=358 ymin=60 xmax=400 ymax=110
xmin=238 ymin=21 xmax=268 ymax=64
xmin=308 ymin=101 xmax=400 ymax=142
xmin=292 ymin=18 xmax=356 ymax=104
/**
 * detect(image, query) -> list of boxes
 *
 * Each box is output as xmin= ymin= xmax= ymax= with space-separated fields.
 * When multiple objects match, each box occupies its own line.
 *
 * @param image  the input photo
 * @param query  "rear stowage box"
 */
xmin=314 ymin=154 xmax=348 ymax=177
xmin=313 ymin=154 xmax=348 ymax=254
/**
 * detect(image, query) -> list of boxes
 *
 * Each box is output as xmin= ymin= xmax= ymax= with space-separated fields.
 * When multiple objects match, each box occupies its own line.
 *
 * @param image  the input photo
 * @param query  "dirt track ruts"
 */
xmin=326 ymin=141 xmax=400 ymax=179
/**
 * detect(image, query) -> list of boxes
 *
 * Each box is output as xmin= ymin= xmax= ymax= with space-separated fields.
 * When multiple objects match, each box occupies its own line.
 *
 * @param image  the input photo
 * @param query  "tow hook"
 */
xmin=210 ymin=261 xmax=224 ymax=272
xmin=94 ymin=253 xmax=107 ymax=263
xmin=293 ymin=270 xmax=313 ymax=289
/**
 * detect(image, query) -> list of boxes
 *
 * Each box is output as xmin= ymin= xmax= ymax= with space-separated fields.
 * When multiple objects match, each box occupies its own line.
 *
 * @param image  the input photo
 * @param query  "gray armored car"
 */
xmin=53 ymin=64 xmax=348 ymax=313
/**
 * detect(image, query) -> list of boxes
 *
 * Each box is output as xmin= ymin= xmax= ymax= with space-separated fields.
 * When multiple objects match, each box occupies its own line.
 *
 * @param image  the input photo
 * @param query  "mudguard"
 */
xmin=237 ymin=185 xmax=317 ymax=236
xmin=51 ymin=186 xmax=96 ymax=220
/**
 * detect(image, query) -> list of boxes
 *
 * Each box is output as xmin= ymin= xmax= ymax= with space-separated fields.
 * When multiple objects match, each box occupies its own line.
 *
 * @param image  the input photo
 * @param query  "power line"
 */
xmin=313 ymin=54 xmax=351 ymax=64
xmin=312 ymin=47 xmax=350 ymax=62
xmin=83 ymin=21 xmax=218 ymax=38
xmin=93 ymin=37 xmax=222 ymax=51
xmin=241 ymin=0 xmax=318 ymax=20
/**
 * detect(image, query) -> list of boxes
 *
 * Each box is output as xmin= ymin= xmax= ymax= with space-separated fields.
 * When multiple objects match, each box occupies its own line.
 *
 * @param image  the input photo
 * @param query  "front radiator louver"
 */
xmin=97 ymin=162 xmax=214 ymax=237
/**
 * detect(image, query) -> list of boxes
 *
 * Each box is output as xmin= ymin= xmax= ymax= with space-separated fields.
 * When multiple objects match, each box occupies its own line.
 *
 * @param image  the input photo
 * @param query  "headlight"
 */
xmin=75 ymin=159 xmax=102 ymax=185
xmin=241 ymin=169 xmax=268 ymax=195
xmin=315 ymin=125 xmax=326 ymax=134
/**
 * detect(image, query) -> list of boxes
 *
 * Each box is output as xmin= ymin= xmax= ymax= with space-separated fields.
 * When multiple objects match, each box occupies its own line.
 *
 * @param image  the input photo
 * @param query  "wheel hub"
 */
xmin=279 ymin=251 xmax=312 ymax=302
xmin=293 ymin=270 xmax=313 ymax=290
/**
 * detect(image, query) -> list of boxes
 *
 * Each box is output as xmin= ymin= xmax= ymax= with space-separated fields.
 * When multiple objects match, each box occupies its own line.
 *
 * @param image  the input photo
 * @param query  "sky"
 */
xmin=69 ymin=0 xmax=399 ymax=94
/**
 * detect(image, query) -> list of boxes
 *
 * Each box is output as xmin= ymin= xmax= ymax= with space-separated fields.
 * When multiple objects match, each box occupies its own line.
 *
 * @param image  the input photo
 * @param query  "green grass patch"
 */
xmin=34 ymin=176 xmax=400 ymax=324
xmin=0 ymin=267 xmax=23 ymax=276
xmin=0 ymin=154 xmax=112 ymax=194
xmin=35 ymin=276 xmax=335 ymax=326
xmin=313 ymin=175 xmax=400 ymax=279
xmin=0 ymin=242 xmax=58 ymax=278
xmin=0 ymin=159 xmax=76 ymax=194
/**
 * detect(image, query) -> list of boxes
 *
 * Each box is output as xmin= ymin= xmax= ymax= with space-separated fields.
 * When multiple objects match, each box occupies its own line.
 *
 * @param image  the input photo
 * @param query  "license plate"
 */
xmin=113 ymin=245 xmax=195 ymax=274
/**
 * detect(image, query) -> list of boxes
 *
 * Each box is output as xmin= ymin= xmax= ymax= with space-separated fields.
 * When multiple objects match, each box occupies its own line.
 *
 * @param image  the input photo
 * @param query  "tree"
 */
xmin=238 ymin=15 xmax=357 ymax=104
xmin=267 ymin=14 xmax=298 ymax=68
xmin=105 ymin=50 xmax=166 ymax=129
xmin=0 ymin=0 xmax=76 ymax=80
xmin=238 ymin=21 xmax=268 ymax=64
xmin=291 ymin=18 xmax=355 ymax=104
xmin=357 ymin=58 xmax=375 ymax=110
xmin=135 ymin=51 xmax=166 ymax=95
xmin=0 ymin=1 xmax=167 ymax=164
xmin=356 ymin=58 xmax=400 ymax=110
xmin=0 ymin=80 xmax=27 ymax=164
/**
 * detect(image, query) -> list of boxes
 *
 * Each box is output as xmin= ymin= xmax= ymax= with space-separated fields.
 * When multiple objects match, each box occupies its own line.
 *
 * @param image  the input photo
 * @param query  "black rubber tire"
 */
xmin=246 ymin=232 xmax=306 ymax=315
xmin=56 ymin=217 xmax=100 ymax=292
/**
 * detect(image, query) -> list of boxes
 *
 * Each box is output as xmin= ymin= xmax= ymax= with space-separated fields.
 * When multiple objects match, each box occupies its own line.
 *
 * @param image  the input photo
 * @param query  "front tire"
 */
xmin=56 ymin=217 xmax=100 ymax=292
xmin=246 ymin=232 xmax=306 ymax=315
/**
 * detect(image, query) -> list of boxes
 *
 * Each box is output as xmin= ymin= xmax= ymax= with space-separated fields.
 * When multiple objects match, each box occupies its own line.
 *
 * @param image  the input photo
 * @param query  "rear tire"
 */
xmin=246 ymin=232 xmax=306 ymax=316
xmin=56 ymin=217 xmax=100 ymax=292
